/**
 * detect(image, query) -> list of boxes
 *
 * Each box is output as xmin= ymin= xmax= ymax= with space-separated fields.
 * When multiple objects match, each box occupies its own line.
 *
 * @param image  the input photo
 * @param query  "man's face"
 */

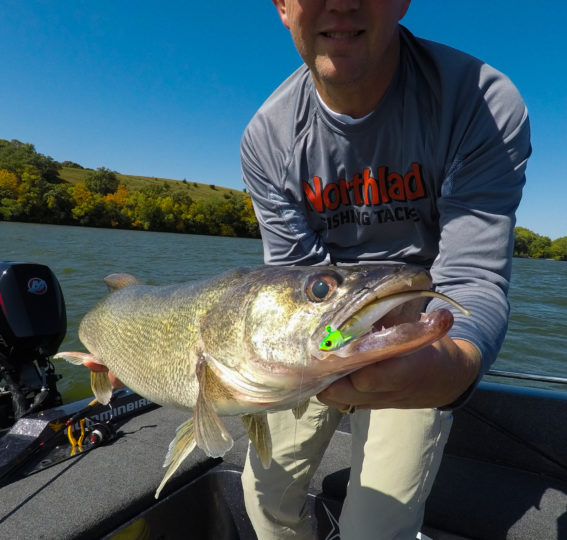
xmin=273 ymin=0 xmax=410 ymax=91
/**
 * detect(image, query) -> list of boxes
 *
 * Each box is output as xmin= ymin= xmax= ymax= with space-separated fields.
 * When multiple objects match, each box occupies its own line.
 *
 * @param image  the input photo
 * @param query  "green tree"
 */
xmin=529 ymin=235 xmax=552 ymax=259
xmin=0 ymin=139 xmax=60 ymax=183
xmin=184 ymin=199 xmax=211 ymax=235
xmin=549 ymin=236 xmax=567 ymax=261
xmin=123 ymin=191 xmax=165 ymax=231
xmin=140 ymin=182 xmax=171 ymax=200
xmin=514 ymin=227 xmax=535 ymax=257
xmin=45 ymin=184 xmax=74 ymax=224
xmin=513 ymin=227 xmax=558 ymax=259
xmin=84 ymin=167 xmax=119 ymax=195
xmin=16 ymin=168 xmax=53 ymax=222
xmin=171 ymin=190 xmax=193 ymax=206
xmin=60 ymin=161 xmax=84 ymax=169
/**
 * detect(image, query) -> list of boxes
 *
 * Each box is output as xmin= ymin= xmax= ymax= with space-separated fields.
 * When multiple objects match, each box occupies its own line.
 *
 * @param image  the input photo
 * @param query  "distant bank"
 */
xmin=0 ymin=139 xmax=565 ymax=254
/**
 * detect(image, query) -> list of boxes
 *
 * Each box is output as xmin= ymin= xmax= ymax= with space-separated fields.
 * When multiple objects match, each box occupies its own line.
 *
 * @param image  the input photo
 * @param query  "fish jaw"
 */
xmin=307 ymin=308 xmax=454 ymax=379
xmin=241 ymin=264 xmax=433 ymax=368
xmin=224 ymin=307 xmax=454 ymax=404
xmin=300 ymin=266 xmax=463 ymax=381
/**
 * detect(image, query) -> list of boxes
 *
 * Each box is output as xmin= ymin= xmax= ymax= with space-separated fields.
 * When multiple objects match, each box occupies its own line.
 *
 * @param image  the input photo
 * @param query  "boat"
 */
xmin=1 ymin=262 xmax=566 ymax=539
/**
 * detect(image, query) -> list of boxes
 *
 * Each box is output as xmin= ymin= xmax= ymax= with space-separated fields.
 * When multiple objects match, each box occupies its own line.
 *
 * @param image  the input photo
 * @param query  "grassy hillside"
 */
xmin=58 ymin=166 xmax=245 ymax=202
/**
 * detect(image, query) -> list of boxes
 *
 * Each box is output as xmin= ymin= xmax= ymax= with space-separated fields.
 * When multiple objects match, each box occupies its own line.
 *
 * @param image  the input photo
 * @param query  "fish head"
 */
xmin=200 ymin=265 xmax=350 ymax=367
xmin=245 ymin=264 xmax=432 ymax=362
xmin=201 ymin=264 xmax=453 ymax=399
xmin=304 ymin=264 xmax=455 ymax=378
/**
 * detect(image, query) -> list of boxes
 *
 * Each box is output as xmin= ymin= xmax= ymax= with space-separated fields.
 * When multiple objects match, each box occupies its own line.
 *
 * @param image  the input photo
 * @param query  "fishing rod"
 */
xmin=487 ymin=369 xmax=567 ymax=386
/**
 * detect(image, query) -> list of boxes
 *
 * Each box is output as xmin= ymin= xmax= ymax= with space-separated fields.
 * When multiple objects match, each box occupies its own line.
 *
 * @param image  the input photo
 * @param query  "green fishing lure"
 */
xmin=319 ymin=326 xmax=350 ymax=351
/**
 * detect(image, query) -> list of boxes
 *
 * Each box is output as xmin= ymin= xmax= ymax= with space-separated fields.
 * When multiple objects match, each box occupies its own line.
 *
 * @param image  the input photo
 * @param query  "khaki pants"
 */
xmin=241 ymin=399 xmax=453 ymax=540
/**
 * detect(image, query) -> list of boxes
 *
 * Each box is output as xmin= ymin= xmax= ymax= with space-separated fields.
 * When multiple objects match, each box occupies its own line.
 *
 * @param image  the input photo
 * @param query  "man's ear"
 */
xmin=272 ymin=0 xmax=290 ymax=29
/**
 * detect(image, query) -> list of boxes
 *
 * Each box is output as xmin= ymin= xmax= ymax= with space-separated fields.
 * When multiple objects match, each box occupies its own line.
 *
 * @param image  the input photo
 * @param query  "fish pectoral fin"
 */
xmin=292 ymin=399 xmax=310 ymax=420
xmin=90 ymin=371 xmax=113 ymax=405
xmin=194 ymin=362 xmax=233 ymax=458
xmin=155 ymin=417 xmax=197 ymax=499
xmin=241 ymin=413 xmax=272 ymax=469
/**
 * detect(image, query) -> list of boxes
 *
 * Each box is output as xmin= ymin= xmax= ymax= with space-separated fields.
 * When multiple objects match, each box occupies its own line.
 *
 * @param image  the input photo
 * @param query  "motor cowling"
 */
xmin=0 ymin=262 xmax=66 ymax=427
xmin=0 ymin=262 xmax=66 ymax=359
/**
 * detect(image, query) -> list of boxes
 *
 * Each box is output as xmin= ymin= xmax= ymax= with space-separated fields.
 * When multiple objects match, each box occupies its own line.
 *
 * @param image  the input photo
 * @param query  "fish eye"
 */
xmin=306 ymin=275 xmax=338 ymax=302
xmin=312 ymin=280 xmax=329 ymax=298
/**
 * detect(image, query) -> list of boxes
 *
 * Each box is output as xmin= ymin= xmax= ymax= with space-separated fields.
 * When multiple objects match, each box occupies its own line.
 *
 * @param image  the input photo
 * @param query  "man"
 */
xmin=240 ymin=1 xmax=530 ymax=538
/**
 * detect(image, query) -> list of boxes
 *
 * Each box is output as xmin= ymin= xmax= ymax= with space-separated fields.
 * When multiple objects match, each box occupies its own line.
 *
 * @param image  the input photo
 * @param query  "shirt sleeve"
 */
xmin=428 ymin=66 xmax=531 ymax=404
xmin=240 ymin=127 xmax=331 ymax=266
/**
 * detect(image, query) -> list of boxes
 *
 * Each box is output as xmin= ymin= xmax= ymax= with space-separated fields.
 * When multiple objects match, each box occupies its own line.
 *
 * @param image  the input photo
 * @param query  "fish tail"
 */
xmin=54 ymin=351 xmax=99 ymax=366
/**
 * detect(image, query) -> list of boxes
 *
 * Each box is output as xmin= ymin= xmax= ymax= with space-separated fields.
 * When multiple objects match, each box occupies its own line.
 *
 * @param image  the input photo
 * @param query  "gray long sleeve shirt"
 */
xmin=241 ymin=26 xmax=531 ymax=387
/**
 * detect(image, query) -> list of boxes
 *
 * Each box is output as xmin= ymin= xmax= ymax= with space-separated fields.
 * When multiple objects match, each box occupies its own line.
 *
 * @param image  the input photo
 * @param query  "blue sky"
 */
xmin=1 ymin=1 xmax=565 ymax=239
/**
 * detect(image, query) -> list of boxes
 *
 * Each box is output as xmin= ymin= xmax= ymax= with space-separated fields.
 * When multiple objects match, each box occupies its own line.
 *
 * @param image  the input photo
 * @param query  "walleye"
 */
xmin=55 ymin=264 xmax=469 ymax=498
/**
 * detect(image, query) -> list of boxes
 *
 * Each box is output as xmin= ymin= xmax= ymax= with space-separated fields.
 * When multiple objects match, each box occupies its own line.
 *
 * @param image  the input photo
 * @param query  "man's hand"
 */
xmin=317 ymin=337 xmax=481 ymax=410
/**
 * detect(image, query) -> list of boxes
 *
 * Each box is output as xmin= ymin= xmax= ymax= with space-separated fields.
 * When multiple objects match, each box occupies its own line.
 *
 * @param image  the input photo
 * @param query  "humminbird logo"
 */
xmin=73 ymin=397 xmax=153 ymax=429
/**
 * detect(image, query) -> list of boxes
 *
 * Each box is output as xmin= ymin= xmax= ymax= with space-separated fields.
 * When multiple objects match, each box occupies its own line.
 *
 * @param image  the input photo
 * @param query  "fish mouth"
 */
xmin=309 ymin=273 xmax=469 ymax=376
xmin=334 ymin=289 xmax=468 ymax=347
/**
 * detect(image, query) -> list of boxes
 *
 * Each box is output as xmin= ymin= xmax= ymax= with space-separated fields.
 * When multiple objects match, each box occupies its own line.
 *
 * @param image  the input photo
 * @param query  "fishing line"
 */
xmin=277 ymin=364 xmax=306 ymax=514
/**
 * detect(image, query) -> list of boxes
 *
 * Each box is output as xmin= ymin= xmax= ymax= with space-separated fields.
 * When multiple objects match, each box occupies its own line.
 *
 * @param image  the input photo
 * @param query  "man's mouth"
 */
xmin=321 ymin=30 xmax=364 ymax=39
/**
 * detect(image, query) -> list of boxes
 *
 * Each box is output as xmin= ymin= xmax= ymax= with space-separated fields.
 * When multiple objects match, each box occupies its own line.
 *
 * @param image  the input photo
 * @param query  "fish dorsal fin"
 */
xmin=194 ymin=360 xmax=233 ymax=458
xmin=90 ymin=371 xmax=113 ymax=405
xmin=155 ymin=417 xmax=197 ymax=499
xmin=241 ymin=413 xmax=272 ymax=469
xmin=104 ymin=273 xmax=142 ymax=292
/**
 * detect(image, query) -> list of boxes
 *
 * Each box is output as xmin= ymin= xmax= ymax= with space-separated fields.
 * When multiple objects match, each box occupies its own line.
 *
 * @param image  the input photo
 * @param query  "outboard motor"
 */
xmin=0 ymin=262 xmax=66 ymax=428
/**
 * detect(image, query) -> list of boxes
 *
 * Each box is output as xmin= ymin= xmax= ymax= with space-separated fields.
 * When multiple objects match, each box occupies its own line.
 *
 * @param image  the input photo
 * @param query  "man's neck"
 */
xmin=312 ymin=32 xmax=401 ymax=118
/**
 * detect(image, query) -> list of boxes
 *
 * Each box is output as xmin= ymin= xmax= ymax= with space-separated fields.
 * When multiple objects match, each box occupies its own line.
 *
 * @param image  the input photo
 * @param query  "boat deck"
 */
xmin=0 ymin=382 xmax=566 ymax=539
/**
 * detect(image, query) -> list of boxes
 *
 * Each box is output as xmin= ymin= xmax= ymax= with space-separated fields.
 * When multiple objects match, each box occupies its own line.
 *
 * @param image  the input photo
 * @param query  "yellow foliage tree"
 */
xmin=70 ymin=182 xmax=106 ymax=225
xmin=0 ymin=169 xmax=20 ymax=198
xmin=103 ymin=184 xmax=129 ymax=207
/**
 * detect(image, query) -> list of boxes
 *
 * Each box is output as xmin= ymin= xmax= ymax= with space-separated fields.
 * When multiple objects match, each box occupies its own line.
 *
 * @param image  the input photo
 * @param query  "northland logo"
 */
xmin=302 ymin=162 xmax=426 ymax=213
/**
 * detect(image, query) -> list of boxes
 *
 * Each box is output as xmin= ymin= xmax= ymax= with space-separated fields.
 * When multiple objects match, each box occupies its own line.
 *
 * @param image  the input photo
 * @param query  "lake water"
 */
xmin=1 ymin=221 xmax=566 ymax=402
